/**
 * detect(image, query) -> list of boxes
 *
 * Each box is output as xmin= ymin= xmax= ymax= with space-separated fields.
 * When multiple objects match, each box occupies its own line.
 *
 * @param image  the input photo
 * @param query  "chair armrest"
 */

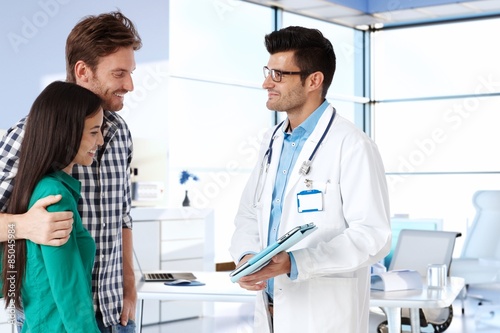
xmin=450 ymin=258 xmax=498 ymax=284
xmin=478 ymin=258 xmax=500 ymax=268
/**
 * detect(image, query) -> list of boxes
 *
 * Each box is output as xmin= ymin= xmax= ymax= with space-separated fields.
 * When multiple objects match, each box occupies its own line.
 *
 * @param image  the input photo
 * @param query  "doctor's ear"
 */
xmin=306 ymin=71 xmax=324 ymax=93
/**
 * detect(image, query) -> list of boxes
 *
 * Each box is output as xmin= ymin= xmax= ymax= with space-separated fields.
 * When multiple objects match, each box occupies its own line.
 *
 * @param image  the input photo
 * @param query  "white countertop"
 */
xmin=130 ymin=207 xmax=214 ymax=221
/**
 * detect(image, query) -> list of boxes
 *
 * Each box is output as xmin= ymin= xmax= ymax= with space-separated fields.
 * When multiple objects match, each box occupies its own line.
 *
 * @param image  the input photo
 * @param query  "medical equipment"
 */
xmin=253 ymin=109 xmax=336 ymax=205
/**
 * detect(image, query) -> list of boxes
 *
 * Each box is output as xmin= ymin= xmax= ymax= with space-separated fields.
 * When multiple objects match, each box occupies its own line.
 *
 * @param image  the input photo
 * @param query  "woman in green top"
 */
xmin=1 ymin=81 xmax=104 ymax=332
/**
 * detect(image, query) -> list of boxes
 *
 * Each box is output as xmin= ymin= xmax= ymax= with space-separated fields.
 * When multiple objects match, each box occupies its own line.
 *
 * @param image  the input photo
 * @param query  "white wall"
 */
xmin=0 ymin=0 xmax=169 ymax=129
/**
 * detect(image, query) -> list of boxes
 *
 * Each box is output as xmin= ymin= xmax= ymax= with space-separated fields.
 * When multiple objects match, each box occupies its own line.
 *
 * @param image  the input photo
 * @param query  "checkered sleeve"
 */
xmin=122 ymin=129 xmax=133 ymax=230
xmin=0 ymin=117 xmax=27 ymax=212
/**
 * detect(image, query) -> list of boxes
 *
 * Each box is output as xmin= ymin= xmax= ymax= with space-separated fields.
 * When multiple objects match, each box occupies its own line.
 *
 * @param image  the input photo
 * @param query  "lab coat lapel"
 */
xmin=260 ymin=122 xmax=285 ymax=245
xmin=284 ymin=106 xmax=335 ymax=199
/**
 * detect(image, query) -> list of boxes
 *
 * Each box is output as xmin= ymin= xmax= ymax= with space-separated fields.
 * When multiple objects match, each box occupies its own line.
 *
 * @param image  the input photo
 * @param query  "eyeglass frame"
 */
xmin=263 ymin=66 xmax=310 ymax=82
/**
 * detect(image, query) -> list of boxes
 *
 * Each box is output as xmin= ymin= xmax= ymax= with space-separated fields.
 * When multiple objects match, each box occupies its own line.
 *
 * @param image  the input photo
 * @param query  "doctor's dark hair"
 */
xmin=2 ymin=81 xmax=102 ymax=309
xmin=66 ymin=11 xmax=142 ymax=83
xmin=264 ymin=26 xmax=336 ymax=98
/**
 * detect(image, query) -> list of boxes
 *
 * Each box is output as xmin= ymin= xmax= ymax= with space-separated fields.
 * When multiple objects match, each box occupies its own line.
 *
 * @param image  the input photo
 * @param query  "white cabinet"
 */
xmin=131 ymin=208 xmax=215 ymax=325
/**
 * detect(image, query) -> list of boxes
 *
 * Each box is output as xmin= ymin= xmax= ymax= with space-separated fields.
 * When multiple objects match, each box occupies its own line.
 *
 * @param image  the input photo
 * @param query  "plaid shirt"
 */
xmin=0 ymin=111 xmax=133 ymax=327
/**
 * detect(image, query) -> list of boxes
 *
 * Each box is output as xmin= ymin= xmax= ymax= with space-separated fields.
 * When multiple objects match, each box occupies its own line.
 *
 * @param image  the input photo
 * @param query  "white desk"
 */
xmin=136 ymin=273 xmax=464 ymax=333
xmin=370 ymin=277 xmax=465 ymax=333
xmin=136 ymin=271 xmax=255 ymax=303
xmin=135 ymin=272 xmax=255 ymax=331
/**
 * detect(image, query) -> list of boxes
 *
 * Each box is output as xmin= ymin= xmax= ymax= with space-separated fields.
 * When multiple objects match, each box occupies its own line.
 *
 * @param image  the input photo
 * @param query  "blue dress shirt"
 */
xmin=267 ymin=100 xmax=329 ymax=299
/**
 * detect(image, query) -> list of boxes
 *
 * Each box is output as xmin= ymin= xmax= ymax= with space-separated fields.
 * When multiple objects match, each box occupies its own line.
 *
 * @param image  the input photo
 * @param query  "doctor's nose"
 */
xmin=262 ymin=75 xmax=275 ymax=89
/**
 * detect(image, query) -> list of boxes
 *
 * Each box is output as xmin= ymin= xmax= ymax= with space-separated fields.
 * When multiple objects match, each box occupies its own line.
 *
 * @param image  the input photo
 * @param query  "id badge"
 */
xmin=297 ymin=189 xmax=323 ymax=213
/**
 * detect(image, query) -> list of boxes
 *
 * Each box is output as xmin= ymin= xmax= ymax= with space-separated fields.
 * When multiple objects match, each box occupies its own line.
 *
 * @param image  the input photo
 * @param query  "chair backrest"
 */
xmin=389 ymin=229 xmax=461 ymax=276
xmin=461 ymin=190 xmax=500 ymax=259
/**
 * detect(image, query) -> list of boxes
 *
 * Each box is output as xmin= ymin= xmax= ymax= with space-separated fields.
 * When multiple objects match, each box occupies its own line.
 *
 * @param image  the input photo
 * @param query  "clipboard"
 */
xmin=229 ymin=223 xmax=317 ymax=283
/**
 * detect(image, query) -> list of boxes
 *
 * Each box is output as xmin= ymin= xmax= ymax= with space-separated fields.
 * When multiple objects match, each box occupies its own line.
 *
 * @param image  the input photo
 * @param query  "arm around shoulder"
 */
xmin=0 ymin=195 xmax=73 ymax=245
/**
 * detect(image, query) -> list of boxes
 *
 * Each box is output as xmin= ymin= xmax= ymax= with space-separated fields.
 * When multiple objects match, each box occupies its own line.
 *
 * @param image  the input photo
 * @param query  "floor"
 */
xmin=141 ymin=291 xmax=500 ymax=333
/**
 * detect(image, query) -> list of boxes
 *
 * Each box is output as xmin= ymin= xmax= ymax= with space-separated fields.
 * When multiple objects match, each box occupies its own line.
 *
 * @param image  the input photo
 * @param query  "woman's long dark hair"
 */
xmin=2 ymin=81 xmax=101 ymax=309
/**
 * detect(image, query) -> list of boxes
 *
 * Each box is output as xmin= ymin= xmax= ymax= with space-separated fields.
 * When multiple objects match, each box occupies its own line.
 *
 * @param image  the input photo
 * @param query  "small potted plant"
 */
xmin=179 ymin=170 xmax=199 ymax=206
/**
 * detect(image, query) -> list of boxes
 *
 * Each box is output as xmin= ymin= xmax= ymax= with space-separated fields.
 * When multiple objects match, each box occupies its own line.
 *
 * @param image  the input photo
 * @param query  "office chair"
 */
xmin=377 ymin=229 xmax=461 ymax=333
xmin=450 ymin=190 xmax=500 ymax=311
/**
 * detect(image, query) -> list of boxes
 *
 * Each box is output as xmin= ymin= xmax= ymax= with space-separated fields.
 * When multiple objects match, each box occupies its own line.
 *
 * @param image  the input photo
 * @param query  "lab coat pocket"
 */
xmin=308 ymin=277 xmax=359 ymax=332
xmin=273 ymin=275 xmax=361 ymax=332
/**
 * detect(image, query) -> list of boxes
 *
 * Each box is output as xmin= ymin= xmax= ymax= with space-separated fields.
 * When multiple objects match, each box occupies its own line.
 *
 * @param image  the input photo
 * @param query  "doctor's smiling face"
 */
xmin=263 ymin=50 xmax=309 ymax=115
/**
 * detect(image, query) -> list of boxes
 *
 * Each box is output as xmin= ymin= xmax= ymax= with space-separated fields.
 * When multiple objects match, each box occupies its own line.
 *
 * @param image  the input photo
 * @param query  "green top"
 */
xmin=22 ymin=171 xmax=99 ymax=333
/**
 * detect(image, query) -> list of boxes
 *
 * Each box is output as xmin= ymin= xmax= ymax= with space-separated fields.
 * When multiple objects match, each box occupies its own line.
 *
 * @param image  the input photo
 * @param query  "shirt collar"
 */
xmin=50 ymin=170 xmax=82 ymax=201
xmin=283 ymin=99 xmax=329 ymax=136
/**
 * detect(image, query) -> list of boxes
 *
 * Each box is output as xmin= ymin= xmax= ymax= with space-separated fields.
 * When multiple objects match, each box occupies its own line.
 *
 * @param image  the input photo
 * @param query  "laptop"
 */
xmin=134 ymin=250 xmax=197 ymax=282
xmin=142 ymin=271 xmax=196 ymax=282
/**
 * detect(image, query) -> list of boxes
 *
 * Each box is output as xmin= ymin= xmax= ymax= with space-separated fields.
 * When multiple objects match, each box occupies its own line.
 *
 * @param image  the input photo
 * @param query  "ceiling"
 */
xmin=243 ymin=0 xmax=500 ymax=29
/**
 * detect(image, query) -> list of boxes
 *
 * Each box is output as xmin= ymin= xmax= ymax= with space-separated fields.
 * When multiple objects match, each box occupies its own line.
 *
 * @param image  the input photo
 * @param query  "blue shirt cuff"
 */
xmin=288 ymin=252 xmax=298 ymax=280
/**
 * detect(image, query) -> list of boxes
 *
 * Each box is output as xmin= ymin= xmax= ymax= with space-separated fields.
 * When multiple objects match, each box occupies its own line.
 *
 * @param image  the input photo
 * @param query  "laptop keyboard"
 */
xmin=146 ymin=273 xmax=174 ymax=280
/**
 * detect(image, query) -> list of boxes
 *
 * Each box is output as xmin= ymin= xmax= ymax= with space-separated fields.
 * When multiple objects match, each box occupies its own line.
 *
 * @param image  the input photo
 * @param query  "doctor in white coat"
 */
xmin=229 ymin=26 xmax=391 ymax=333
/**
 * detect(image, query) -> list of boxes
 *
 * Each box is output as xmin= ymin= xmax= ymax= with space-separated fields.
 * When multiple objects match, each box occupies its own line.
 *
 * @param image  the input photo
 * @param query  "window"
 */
xmin=372 ymin=19 xmax=500 ymax=99
xmin=372 ymin=18 xmax=500 ymax=252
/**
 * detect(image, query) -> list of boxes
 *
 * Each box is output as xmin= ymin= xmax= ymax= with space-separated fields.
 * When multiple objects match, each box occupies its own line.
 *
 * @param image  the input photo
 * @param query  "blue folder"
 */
xmin=229 ymin=223 xmax=317 ymax=283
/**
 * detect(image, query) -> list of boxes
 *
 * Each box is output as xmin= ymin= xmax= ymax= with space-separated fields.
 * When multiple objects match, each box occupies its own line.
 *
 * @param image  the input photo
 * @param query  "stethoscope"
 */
xmin=253 ymin=108 xmax=336 ymax=206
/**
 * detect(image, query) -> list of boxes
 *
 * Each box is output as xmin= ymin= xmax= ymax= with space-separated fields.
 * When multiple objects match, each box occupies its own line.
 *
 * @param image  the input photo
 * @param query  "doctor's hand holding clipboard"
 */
xmin=235 ymin=252 xmax=290 ymax=291
xmin=230 ymin=223 xmax=317 ymax=290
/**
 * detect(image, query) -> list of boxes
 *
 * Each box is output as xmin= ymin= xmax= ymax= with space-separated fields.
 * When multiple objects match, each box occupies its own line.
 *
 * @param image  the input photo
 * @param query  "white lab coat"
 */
xmin=230 ymin=105 xmax=392 ymax=333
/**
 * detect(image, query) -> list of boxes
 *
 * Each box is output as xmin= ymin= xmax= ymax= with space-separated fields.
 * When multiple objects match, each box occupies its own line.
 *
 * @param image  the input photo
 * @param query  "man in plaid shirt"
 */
xmin=0 ymin=12 xmax=142 ymax=332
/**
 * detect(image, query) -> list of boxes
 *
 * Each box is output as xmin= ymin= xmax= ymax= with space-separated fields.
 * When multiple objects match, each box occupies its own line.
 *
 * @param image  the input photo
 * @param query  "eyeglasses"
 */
xmin=263 ymin=66 xmax=308 ymax=82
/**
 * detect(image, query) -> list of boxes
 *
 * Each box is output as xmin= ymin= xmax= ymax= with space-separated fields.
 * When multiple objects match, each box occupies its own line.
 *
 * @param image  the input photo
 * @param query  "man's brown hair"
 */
xmin=65 ymin=11 xmax=142 ymax=83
